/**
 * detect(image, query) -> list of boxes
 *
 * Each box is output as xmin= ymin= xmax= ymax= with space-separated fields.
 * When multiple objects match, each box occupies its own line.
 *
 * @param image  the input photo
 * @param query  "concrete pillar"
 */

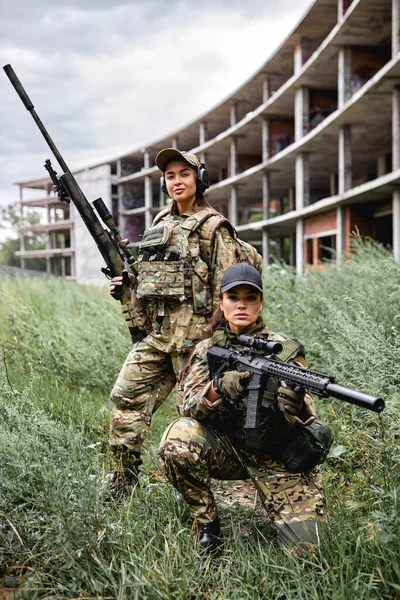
xmin=262 ymin=229 xmax=270 ymax=264
xmin=338 ymin=125 xmax=352 ymax=194
xmin=295 ymin=153 xmax=310 ymax=210
xmin=296 ymin=219 xmax=304 ymax=275
xmin=338 ymin=47 xmax=352 ymax=108
xmin=70 ymin=221 xmax=75 ymax=250
xmin=200 ymin=151 xmax=208 ymax=165
xmin=393 ymin=190 xmax=400 ymax=262
xmin=392 ymin=86 xmax=400 ymax=170
xmin=61 ymin=257 xmax=66 ymax=278
xmin=172 ymin=137 xmax=179 ymax=149
xmin=393 ymin=0 xmax=400 ymax=57
xmin=199 ymin=122 xmax=207 ymax=146
xmin=330 ymin=173 xmax=337 ymax=196
xmin=262 ymin=117 xmax=270 ymax=162
xmin=19 ymin=186 xmax=25 ymax=269
xmin=70 ymin=254 xmax=76 ymax=278
xmin=289 ymin=232 xmax=296 ymax=266
xmin=116 ymin=159 xmax=122 ymax=178
xmin=294 ymin=41 xmax=303 ymax=73
xmin=295 ymin=87 xmax=310 ymax=141
xmin=144 ymin=176 xmax=153 ymax=229
xmin=230 ymin=137 xmax=237 ymax=177
xmin=294 ymin=38 xmax=310 ymax=74
xmin=262 ymin=172 xmax=270 ymax=219
xmin=262 ymin=76 xmax=271 ymax=103
xmin=229 ymin=186 xmax=238 ymax=227
xmin=118 ymin=183 xmax=124 ymax=216
xmin=230 ymin=104 xmax=237 ymax=128
xmin=289 ymin=187 xmax=295 ymax=211
xmin=143 ymin=151 xmax=150 ymax=170
xmin=46 ymin=256 xmax=51 ymax=274
xmin=295 ymin=151 xmax=307 ymax=274
xmin=336 ymin=206 xmax=346 ymax=262
xmin=275 ymin=237 xmax=283 ymax=261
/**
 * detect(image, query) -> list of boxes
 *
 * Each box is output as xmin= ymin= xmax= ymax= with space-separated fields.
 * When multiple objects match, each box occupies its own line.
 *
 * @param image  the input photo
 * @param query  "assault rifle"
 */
xmin=208 ymin=334 xmax=384 ymax=449
xmin=3 ymin=64 xmax=145 ymax=344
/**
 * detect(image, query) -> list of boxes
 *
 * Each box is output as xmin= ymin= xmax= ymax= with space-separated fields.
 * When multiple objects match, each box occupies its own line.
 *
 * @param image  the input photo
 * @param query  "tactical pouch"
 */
xmin=139 ymin=224 xmax=171 ymax=251
xmin=281 ymin=419 xmax=333 ymax=473
xmin=192 ymin=258 xmax=212 ymax=315
xmin=136 ymin=259 xmax=185 ymax=300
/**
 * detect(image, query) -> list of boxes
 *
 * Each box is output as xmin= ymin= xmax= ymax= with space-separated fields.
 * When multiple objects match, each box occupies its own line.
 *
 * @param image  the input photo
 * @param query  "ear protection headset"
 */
xmin=160 ymin=162 xmax=209 ymax=197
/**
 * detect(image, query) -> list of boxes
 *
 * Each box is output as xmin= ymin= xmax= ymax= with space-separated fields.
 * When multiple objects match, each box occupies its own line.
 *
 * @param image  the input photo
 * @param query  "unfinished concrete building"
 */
xmin=17 ymin=0 xmax=399 ymax=282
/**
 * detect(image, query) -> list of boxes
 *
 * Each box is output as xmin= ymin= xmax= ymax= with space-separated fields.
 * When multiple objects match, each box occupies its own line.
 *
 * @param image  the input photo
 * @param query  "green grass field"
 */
xmin=0 ymin=239 xmax=399 ymax=599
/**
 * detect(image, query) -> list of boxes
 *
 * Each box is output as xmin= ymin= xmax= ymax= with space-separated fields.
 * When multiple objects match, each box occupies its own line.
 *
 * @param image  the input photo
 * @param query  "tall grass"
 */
xmin=0 ymin=240 xmax=399 ymax=599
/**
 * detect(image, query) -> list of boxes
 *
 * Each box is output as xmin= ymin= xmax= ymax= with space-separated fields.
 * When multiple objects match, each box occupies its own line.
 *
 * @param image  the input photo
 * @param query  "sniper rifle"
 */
xmin=3 ymin=64 xmax=145 ymax=344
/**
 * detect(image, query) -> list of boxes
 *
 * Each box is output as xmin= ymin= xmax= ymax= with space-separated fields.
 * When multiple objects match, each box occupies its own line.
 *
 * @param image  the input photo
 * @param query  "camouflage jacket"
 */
xmin=132 ymin=207 xmax=238 ymax=353
xmin=182 ymin=320 xmax=317 ymax=451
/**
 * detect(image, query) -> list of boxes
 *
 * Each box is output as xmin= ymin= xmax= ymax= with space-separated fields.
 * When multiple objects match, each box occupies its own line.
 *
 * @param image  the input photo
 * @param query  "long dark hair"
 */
xmin=205 ymin=302 xmax=227 ymax=337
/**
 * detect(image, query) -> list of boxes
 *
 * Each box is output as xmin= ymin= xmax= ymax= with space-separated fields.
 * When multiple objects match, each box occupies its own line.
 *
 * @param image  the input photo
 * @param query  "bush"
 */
xmin=0 ymin=241 xmax=399 ymax=598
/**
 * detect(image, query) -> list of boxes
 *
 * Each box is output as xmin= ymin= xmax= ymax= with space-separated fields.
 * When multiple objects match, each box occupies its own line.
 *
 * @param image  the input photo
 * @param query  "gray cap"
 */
xmin=155 ymin=148 xmax=200 ymax=172
xmin=220 ymin=264 xmax=263 ymax=294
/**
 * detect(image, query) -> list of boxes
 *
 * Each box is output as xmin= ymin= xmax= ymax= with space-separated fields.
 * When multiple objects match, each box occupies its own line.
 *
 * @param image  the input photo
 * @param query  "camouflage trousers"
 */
xmin=159 ymin=417 xmax=326 ymax=547
xmin=110 ymin=338 xmax=190 ymax=458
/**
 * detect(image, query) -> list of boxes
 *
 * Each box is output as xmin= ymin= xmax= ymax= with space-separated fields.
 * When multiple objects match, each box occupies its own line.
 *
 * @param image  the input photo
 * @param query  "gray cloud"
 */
xmin=0 ymin=0 xmax=311 ymax=233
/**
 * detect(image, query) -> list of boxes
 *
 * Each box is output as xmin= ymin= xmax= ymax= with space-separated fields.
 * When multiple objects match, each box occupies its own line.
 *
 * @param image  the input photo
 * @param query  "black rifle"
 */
xmin=3 ymin=64 xmax=145 ymax=344
xmin=208 ymin=333 xmax=384 ymax=448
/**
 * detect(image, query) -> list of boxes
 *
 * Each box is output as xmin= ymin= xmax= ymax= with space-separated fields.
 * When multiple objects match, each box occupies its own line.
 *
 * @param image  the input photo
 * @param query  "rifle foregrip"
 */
xmin=3 ymin=64 xmax=34 ymax=111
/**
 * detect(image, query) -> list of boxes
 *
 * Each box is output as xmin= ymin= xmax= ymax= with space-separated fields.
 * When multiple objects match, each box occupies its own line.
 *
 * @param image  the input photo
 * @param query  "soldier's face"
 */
xmin=220 ymin=285 xmax=262 ymax=333
xmin=165 ymin=160 xmax=197 ymax=206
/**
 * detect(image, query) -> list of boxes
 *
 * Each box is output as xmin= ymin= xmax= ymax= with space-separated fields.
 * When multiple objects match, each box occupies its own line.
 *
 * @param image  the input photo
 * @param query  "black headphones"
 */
xmin=160 ymin=162 xmax=209 ymax=197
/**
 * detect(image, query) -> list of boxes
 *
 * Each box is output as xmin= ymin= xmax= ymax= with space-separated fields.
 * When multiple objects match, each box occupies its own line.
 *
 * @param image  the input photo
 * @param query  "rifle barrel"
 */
xmin=326 ymin=383 xmax=384 ymax=413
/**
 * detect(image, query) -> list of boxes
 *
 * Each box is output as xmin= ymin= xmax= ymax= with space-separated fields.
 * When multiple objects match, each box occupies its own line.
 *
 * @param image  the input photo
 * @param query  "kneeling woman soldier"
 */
xmin=159 ymin=263 xmax=332 ymax=556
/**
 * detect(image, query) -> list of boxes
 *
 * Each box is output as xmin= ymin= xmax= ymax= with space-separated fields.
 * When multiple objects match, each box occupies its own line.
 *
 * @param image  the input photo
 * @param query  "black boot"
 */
xmin=197 ymin=518 xmax=223 ymax=557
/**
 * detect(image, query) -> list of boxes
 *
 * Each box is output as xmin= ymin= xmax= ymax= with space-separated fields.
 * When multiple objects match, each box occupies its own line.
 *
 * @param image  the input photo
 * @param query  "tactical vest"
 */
xmin=136 ymin=207 xmax=259 ymax=316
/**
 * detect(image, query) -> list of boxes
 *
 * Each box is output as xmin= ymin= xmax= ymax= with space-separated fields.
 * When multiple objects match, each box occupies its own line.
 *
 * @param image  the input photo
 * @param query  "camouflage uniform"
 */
xmin=110 ymin=207 xmax=261 ymax=470
xmin=159 ymin=320 xmax=326 ymax=547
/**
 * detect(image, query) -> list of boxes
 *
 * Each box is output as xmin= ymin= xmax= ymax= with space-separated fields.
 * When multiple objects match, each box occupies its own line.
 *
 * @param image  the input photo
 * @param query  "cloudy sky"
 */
xmin=0 ymin=0 xmax=312 ymax=236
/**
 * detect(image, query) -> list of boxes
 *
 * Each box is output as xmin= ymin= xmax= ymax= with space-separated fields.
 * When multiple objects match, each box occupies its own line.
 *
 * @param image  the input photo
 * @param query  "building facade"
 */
xmin=17 ymin=0 xmax=399 ymax=282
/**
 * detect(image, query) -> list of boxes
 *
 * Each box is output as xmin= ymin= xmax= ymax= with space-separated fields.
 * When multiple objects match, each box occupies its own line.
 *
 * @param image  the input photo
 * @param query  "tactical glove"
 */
xmin=109 ymin=269 xmax=134 ymax=301
xmin=277 ymin=381 xmax=305 ymax=415
xmin=277 ymin=381 xmax=317 ymax=425
xmin=217 ymin=370 xmax=250 ymax=400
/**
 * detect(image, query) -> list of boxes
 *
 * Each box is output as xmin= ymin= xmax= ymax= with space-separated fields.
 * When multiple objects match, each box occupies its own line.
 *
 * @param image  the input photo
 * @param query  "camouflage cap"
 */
xmin=155 ymin=148 xmax=200 ymax=172
xmin=220 ymin=264 xmax=263 ymax=294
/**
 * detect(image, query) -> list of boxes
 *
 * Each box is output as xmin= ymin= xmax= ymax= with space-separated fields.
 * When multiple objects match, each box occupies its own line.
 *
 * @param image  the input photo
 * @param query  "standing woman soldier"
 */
xmin=109 ymin=149 xmax=262 ymax=491
xmin=159 ymin=263 xmax=332 ymax=556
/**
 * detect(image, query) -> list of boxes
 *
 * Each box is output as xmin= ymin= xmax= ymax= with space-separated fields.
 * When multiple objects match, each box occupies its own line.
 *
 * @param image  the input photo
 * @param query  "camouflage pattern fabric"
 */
xmin=110 ymin=336 xmax=187 ymax=453
xmin=134 ymin=208 xmax=238 ymax=353
xmin=158 ymin=322 xmax=325 ymax=546
xmin=110 ymin=207 xmax=241 ymax=455
xmin=159 ymin=417 xmax=325 ymax=545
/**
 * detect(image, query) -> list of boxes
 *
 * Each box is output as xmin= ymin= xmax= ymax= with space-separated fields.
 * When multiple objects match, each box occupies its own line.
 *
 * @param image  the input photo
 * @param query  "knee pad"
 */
xmin=159 ymin=417 xmax=202 ymax=470
xmin=277 ymin=519 xmax=319 ymax=548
